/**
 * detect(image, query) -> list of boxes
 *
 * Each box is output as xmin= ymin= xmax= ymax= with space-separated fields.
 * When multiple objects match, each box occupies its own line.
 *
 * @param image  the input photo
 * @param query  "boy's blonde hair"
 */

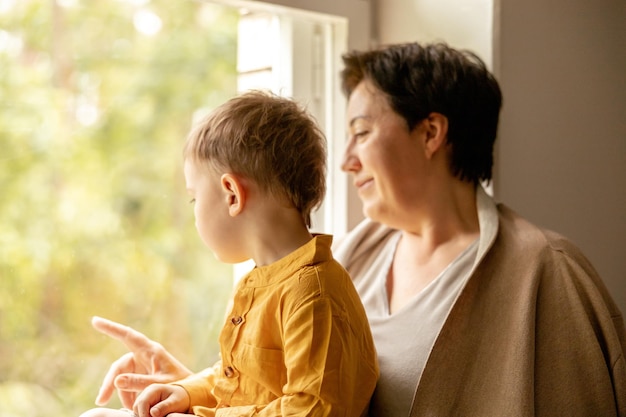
xmin=184 ymin=90 xmax=327 ymax=228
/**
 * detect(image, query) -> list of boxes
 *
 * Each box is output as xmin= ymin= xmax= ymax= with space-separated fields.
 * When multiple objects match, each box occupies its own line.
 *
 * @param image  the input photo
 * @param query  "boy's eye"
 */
xmin=189 ymin=198 xmax=196 ymax=204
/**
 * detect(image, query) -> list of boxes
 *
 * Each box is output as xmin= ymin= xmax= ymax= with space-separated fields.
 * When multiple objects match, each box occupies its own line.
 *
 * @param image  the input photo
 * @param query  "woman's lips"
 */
xmin=355 ymin=178 xmax=373 ymax=191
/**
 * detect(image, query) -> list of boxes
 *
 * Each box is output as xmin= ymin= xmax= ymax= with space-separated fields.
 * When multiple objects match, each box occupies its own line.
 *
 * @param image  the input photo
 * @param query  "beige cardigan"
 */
xmin=337 ymin=201 xmax=626 ymax=416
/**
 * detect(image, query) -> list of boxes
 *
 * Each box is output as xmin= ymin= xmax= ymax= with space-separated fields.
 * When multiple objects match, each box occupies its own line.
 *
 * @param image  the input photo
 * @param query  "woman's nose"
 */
xmin=341 ymin=142 xmax=360 ymax=173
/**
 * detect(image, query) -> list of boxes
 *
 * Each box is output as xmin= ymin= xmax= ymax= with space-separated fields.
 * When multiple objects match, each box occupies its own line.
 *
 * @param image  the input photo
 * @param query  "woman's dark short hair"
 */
xmin=341 ymin=42 xmax=502 ymax=184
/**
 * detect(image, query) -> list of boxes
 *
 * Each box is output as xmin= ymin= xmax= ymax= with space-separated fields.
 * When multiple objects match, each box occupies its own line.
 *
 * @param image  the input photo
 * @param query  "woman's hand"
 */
xmin=92 ymin=316 xmax=193 ymax=409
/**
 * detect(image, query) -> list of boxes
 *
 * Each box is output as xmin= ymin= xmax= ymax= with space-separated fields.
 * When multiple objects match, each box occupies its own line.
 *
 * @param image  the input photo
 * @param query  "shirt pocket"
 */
xmin=233 ymin=342 xmax=286 ymax=401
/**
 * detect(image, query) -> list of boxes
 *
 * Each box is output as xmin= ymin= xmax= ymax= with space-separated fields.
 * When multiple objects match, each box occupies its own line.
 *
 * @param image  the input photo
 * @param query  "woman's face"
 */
xmin=342 ymin=80 xmax=428 ymax=224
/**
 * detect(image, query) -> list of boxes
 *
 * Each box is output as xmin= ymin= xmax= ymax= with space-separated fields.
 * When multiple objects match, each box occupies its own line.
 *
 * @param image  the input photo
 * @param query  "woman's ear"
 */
xmin=422 ymin=112 xmax=449 ymax=159
xmin=220 ymin=173 xmax=246 ymax=217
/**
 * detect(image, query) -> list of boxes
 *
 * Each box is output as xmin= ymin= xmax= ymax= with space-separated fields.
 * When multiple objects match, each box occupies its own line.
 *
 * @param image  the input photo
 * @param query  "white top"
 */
xmin=333 ymin=187 xmax=499 ymax=417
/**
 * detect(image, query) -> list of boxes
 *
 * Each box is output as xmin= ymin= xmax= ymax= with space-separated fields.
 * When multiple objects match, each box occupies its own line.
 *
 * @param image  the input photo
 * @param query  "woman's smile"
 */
xmin=355 ymin=177 xmax=374 ymax=193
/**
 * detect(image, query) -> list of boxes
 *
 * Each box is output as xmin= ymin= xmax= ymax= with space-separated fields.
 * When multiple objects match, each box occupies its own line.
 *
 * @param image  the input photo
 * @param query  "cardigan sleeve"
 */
xmin=533 ymin=232 xmax=626 ymax=416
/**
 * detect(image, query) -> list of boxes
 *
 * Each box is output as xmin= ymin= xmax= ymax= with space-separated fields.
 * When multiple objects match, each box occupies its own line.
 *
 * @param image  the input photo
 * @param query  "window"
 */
xmin=1 ymin=1 xmax=238 ymax=414
xmin=233 ymin=3 xmax=350 ymax=235
xmin=0 ymin=1 xmax=352 ymax=415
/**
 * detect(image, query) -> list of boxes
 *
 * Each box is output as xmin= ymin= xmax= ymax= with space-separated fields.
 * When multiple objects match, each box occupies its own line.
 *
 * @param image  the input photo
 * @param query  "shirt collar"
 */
xmin=240 ymin=234 xmax=334 ymax=288
xmin=474 ymin=185 xmax=499 ymax=268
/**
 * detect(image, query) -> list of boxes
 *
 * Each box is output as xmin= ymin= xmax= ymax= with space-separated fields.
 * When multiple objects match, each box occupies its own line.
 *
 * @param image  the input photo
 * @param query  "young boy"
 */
xmin=81 ymin=91 xmax=378 ymax=417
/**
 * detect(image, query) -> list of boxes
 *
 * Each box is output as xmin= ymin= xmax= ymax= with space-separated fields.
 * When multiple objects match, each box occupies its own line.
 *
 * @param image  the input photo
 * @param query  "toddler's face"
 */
xmin=183 ymin=159 xmax=241 ymax=263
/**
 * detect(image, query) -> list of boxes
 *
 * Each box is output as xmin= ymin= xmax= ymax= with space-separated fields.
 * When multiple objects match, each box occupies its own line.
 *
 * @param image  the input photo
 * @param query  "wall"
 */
xmin=375 ymin=0 xmax=626 ymax=314
xmin=374 ymin=0 xmax=493 ymax=65
xmin=495 ymin=0 xmax=626 ymax=314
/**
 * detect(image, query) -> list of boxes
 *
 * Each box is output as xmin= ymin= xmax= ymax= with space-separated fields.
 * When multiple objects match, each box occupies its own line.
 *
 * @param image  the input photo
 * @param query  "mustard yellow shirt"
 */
xmin=176 ymin=234 xmax=379 ymax=417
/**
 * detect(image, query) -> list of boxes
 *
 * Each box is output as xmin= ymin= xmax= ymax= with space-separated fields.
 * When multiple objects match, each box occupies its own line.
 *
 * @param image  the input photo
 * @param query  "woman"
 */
xmin=91 ymin=42 xmax=626 ymax=416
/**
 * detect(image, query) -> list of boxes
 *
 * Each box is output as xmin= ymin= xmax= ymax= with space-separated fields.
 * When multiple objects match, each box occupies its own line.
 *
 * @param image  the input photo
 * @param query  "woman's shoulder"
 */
xmin=495 ymin=203 xmax=574 ymax=253
xmin=493 ymin=203 xmax=607 ymax=294
xmin=332 ymin=218 xmax=399 ymax=267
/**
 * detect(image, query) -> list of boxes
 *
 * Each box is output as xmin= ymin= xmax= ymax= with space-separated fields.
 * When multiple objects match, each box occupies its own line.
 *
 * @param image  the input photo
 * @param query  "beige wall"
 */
xmin=495 ymin=0 xmax=626 ymax=313
xmin=375 ymin=0 xmax=626 ymax=314
xmin=374 ymin=0 xmax=493 ymax=65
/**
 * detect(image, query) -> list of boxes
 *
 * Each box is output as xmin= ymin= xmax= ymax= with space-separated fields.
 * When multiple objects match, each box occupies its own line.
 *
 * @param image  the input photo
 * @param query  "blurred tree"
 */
xmin=0 ymin=0 xmax=238 ymax=415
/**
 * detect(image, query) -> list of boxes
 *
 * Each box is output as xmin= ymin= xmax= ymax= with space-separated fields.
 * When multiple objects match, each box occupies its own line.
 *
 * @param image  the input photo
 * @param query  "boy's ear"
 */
xmin=422 ymin=112 xmax=449 ymax=159
xmin=220 ymin=173 xmax=246 ymax=217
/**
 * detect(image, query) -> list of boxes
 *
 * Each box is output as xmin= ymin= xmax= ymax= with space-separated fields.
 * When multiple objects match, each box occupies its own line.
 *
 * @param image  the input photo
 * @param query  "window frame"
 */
xmin=207 ymin=0 xmax=372 ymax=235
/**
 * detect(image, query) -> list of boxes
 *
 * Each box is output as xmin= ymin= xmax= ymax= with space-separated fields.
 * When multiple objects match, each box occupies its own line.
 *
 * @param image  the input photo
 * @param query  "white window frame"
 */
xmin=205 ymin=0 xmax=372 ymax=236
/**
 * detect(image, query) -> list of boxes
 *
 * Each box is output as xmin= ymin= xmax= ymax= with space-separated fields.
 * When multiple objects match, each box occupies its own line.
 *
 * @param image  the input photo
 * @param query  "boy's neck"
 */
xmin=246 ymin=204 xmax=314 ymax=267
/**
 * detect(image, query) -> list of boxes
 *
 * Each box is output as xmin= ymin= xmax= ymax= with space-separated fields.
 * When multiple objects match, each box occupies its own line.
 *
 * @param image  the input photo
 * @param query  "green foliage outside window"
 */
xmin=0 ymin=1 xmax=238 ymax=415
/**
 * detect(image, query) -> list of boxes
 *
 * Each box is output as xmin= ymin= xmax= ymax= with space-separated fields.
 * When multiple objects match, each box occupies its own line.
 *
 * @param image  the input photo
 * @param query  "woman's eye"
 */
xmin=354 ymin=131 xmax=368 ymax=141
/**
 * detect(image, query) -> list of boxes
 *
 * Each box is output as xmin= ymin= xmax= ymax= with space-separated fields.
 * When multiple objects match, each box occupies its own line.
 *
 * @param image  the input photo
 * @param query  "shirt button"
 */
xmin=224 ymin=366 xmax=235 ymax=378
xmin=231 ymin=316 xmax=243 ymax=325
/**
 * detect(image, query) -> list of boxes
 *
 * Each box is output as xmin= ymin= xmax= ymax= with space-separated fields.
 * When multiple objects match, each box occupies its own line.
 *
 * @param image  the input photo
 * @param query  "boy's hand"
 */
xmin=92 ymin=316 xmax=193 ymax=408
xmin=133 ymin=384 xmax=191 ymax=417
